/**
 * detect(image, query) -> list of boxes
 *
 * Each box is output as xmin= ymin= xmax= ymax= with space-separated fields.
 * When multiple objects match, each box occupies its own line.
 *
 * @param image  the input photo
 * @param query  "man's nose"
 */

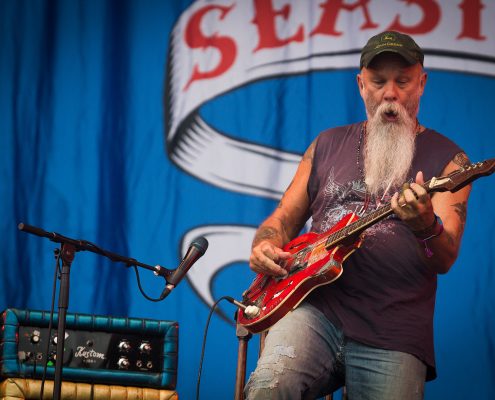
xmin=383 ymin=82 xmax=399 ymax=102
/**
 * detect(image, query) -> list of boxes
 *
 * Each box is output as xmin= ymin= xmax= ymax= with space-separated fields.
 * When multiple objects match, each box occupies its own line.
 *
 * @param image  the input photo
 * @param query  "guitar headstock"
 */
xmin=427 ymin=158 xmax=495 ymax=193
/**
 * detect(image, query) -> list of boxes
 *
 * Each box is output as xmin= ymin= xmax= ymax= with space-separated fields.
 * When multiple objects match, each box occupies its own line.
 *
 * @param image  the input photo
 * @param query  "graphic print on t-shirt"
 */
xmin=319 ymin=167 xmax=400 ymax=244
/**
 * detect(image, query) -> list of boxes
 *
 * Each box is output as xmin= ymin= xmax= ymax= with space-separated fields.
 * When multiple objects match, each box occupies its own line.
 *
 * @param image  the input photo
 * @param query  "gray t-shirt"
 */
xmin=307 ymin=122 xmax=462 ymax=380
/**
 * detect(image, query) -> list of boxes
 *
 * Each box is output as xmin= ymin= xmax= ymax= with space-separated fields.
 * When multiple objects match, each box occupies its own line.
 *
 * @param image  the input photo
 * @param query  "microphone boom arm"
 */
xmin=18 ymin=222 xmax=174 ymax=278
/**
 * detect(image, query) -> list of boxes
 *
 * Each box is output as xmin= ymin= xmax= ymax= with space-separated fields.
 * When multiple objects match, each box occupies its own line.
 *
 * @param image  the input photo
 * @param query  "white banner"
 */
xmin=166 ymin=0 xmax=495 ymax=308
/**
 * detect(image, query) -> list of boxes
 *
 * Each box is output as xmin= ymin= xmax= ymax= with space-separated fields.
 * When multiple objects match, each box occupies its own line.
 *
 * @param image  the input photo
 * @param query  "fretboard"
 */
xmin=323 ymin=177 xmax=437 ymax=249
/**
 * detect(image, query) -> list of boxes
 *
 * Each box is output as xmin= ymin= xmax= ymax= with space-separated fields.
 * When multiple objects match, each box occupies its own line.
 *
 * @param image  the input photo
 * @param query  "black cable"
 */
xmin=40 ymin=247 xmax=62 ymax=399
xmin=131 ymin=265 xmax=167 ymax=302
xmin=36 ymin=234 xmax=171 ymax=303
xmin=196 ymin=296 xmax=232 ymax=400
xmin=83 ymin=241 xmax=168 ymax=302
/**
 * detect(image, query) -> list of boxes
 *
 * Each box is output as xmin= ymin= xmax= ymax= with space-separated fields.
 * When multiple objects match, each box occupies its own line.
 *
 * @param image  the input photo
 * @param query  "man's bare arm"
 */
xmin=249 ymin=140 xmax=315 ymax=276
xmin=423 ymin=153 xmax=471 ymax=273
xmin=392 ymin=152 xmax=471 ymax=274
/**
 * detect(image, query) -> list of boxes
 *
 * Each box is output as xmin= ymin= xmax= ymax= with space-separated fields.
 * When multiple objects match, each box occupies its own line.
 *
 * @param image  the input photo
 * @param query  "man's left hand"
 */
xmin=391 ymin=171 xmax=436 ymax=231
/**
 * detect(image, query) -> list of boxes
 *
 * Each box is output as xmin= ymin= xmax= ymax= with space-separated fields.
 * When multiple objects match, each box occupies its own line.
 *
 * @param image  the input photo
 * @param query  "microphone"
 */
xmin=160 ymin=236 xmax=209 ymax=299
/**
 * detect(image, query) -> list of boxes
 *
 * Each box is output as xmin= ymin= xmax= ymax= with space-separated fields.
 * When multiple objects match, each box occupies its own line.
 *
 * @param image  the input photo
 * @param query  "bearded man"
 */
xmin=244 ymin=31 xmax=471 ymax=400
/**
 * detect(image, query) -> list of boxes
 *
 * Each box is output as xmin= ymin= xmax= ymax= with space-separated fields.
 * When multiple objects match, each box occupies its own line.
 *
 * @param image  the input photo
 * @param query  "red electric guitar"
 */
xmin=237 ymin=159 xmax=495 ymax=333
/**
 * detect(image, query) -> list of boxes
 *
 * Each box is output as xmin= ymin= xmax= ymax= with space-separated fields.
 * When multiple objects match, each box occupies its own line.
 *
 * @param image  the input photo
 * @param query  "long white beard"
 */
xmin=363 ymin=102 xmax=417 ymax=197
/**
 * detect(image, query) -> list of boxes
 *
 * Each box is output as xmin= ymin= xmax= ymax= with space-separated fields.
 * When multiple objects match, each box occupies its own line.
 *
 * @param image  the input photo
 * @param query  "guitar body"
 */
xmin=238 ymin=213 xmax=361 ymax=333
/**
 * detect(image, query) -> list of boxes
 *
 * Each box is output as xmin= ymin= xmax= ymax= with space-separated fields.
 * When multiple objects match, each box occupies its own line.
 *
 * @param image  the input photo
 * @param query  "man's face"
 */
xmin=357 ymin=52 xmax=427 ymax=122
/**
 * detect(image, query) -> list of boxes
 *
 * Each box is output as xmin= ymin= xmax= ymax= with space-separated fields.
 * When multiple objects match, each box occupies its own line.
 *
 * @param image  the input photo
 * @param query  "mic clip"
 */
xmin=153 ymin=265 xmax=174 ymax=279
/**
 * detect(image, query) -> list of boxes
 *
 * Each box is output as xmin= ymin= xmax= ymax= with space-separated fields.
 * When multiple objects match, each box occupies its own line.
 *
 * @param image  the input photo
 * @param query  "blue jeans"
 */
xmin=244 ymin=303 xmax=426 ymax=400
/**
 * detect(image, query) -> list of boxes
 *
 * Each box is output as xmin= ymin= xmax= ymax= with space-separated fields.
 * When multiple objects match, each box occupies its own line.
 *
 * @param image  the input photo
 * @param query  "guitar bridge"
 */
xmin=318 ymin=258 xmax=340 ymax=274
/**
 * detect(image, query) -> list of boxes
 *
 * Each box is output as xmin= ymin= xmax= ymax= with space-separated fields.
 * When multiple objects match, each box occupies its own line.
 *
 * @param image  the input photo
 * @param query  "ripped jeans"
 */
xmin=244 ymin=303 xmax=426 ymax=400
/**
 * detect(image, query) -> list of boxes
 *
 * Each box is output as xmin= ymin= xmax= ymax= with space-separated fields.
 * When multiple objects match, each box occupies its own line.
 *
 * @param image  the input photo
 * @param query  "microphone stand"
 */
xmin=17 ymin=223 xmax=173 ymax=400
xmin=53 ymin=242 xmax=74 ymax=400
xmin=234 ymin=312 xmax=251 ymax=400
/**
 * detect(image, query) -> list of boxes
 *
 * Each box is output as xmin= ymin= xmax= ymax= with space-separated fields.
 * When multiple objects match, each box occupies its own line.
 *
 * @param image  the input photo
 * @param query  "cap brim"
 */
xmin=362 ymin=48 xmax=418 ymax=68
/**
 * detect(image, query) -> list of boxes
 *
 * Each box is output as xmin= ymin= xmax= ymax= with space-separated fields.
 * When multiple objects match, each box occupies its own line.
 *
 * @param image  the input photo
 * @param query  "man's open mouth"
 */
xmin=382 ymin=106 xmax=399 ymax=122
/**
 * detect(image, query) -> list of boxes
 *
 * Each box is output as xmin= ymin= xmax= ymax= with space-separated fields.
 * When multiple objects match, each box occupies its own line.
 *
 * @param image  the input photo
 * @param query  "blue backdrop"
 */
xmin=1 ymin=1 xmax=494 ymax=399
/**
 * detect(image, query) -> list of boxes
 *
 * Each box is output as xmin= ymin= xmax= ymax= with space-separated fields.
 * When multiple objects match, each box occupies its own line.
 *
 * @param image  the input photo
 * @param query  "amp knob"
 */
xmin=139 ymin=342 xmax=151 ymax=354
xmin=118 ymin=340 xmax=131 ymax=352
xmin=48 ymin=351 xmax=57 ymax=363
xmin=30 ymin=330 xmax=41 ymax=344
xmin=117 ymin=357 xmax=130 ymax=369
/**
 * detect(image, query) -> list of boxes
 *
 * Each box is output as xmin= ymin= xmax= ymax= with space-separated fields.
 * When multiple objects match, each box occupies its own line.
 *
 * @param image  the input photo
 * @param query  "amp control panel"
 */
xmin=18 ymin=327 xmax=162 ymax=372
xmin=1 ymin=308 xmax=179 ymax=389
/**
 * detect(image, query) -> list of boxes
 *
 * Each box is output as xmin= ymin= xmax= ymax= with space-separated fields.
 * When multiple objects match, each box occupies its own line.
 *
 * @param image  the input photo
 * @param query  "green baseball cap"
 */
xmin=360 ymin=31 xmax=424 ymax=69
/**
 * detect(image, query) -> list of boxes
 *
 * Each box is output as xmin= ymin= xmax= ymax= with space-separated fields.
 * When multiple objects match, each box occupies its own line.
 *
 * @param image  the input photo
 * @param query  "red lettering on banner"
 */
xmin=387 ymin=0 xmax=440 ymax=34
xmin=311 ymin=0 xmax=378 ymax=36
xmin=179 ymin=1 xmax=490 ymax=88
xmin=184 ymin=5 xmax=237 ymax=90
xmin=458 ymin=0 xmax=486 ymax=40
xmin=252 ymin=0 xmax=304 ymax=51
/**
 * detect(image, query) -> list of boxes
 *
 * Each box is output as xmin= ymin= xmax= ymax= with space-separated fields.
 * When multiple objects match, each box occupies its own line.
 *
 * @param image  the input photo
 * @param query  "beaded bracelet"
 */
xmin=413 ymin=214 xmax=444 ymax=258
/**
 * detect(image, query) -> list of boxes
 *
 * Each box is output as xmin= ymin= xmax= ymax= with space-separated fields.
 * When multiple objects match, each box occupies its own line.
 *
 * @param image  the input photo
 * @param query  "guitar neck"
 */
xmin=324 ymin=204 xmax=394 ymax=249
xmin=324 ymin=178 xmax=438 ymax=249
xmin=323 ymin=159 xmax=495 ymax=249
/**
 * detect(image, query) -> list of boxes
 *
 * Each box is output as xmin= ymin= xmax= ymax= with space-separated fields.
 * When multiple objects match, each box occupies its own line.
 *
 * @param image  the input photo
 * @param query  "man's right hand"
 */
xmin=249 ymin=240 xmax=291 ymax=277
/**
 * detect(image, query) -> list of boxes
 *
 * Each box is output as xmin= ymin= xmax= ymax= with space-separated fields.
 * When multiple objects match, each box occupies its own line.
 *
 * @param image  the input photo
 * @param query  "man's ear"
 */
xmin=419 ymin=71 xmax=428 ymax=96
xmin=357 ymin=74 xmax=365 ymax=98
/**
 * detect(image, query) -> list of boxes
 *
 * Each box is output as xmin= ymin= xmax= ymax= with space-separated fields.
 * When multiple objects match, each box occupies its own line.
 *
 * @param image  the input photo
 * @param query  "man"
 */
xmin=244 ymin=31 xmax=471 ymax=399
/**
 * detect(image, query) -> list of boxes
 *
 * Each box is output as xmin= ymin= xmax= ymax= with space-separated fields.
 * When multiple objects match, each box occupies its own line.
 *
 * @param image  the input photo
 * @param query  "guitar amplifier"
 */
xmin=0 ymin=309 xmax=178 ymax=389
xmin=0 ymin=378 xmax=178 ymax=400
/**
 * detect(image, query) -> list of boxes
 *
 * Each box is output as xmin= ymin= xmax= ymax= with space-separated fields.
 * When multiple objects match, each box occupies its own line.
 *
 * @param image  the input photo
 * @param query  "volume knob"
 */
xmin=118 ymin=340 xmax=131 ymax=352
xmin=117 ymin=357 xmax=130 ymax=369
xmin=139 ymin=342 xmax=151 ymax=354
xmin=30 ymin=330 xmax=41 ymax=344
